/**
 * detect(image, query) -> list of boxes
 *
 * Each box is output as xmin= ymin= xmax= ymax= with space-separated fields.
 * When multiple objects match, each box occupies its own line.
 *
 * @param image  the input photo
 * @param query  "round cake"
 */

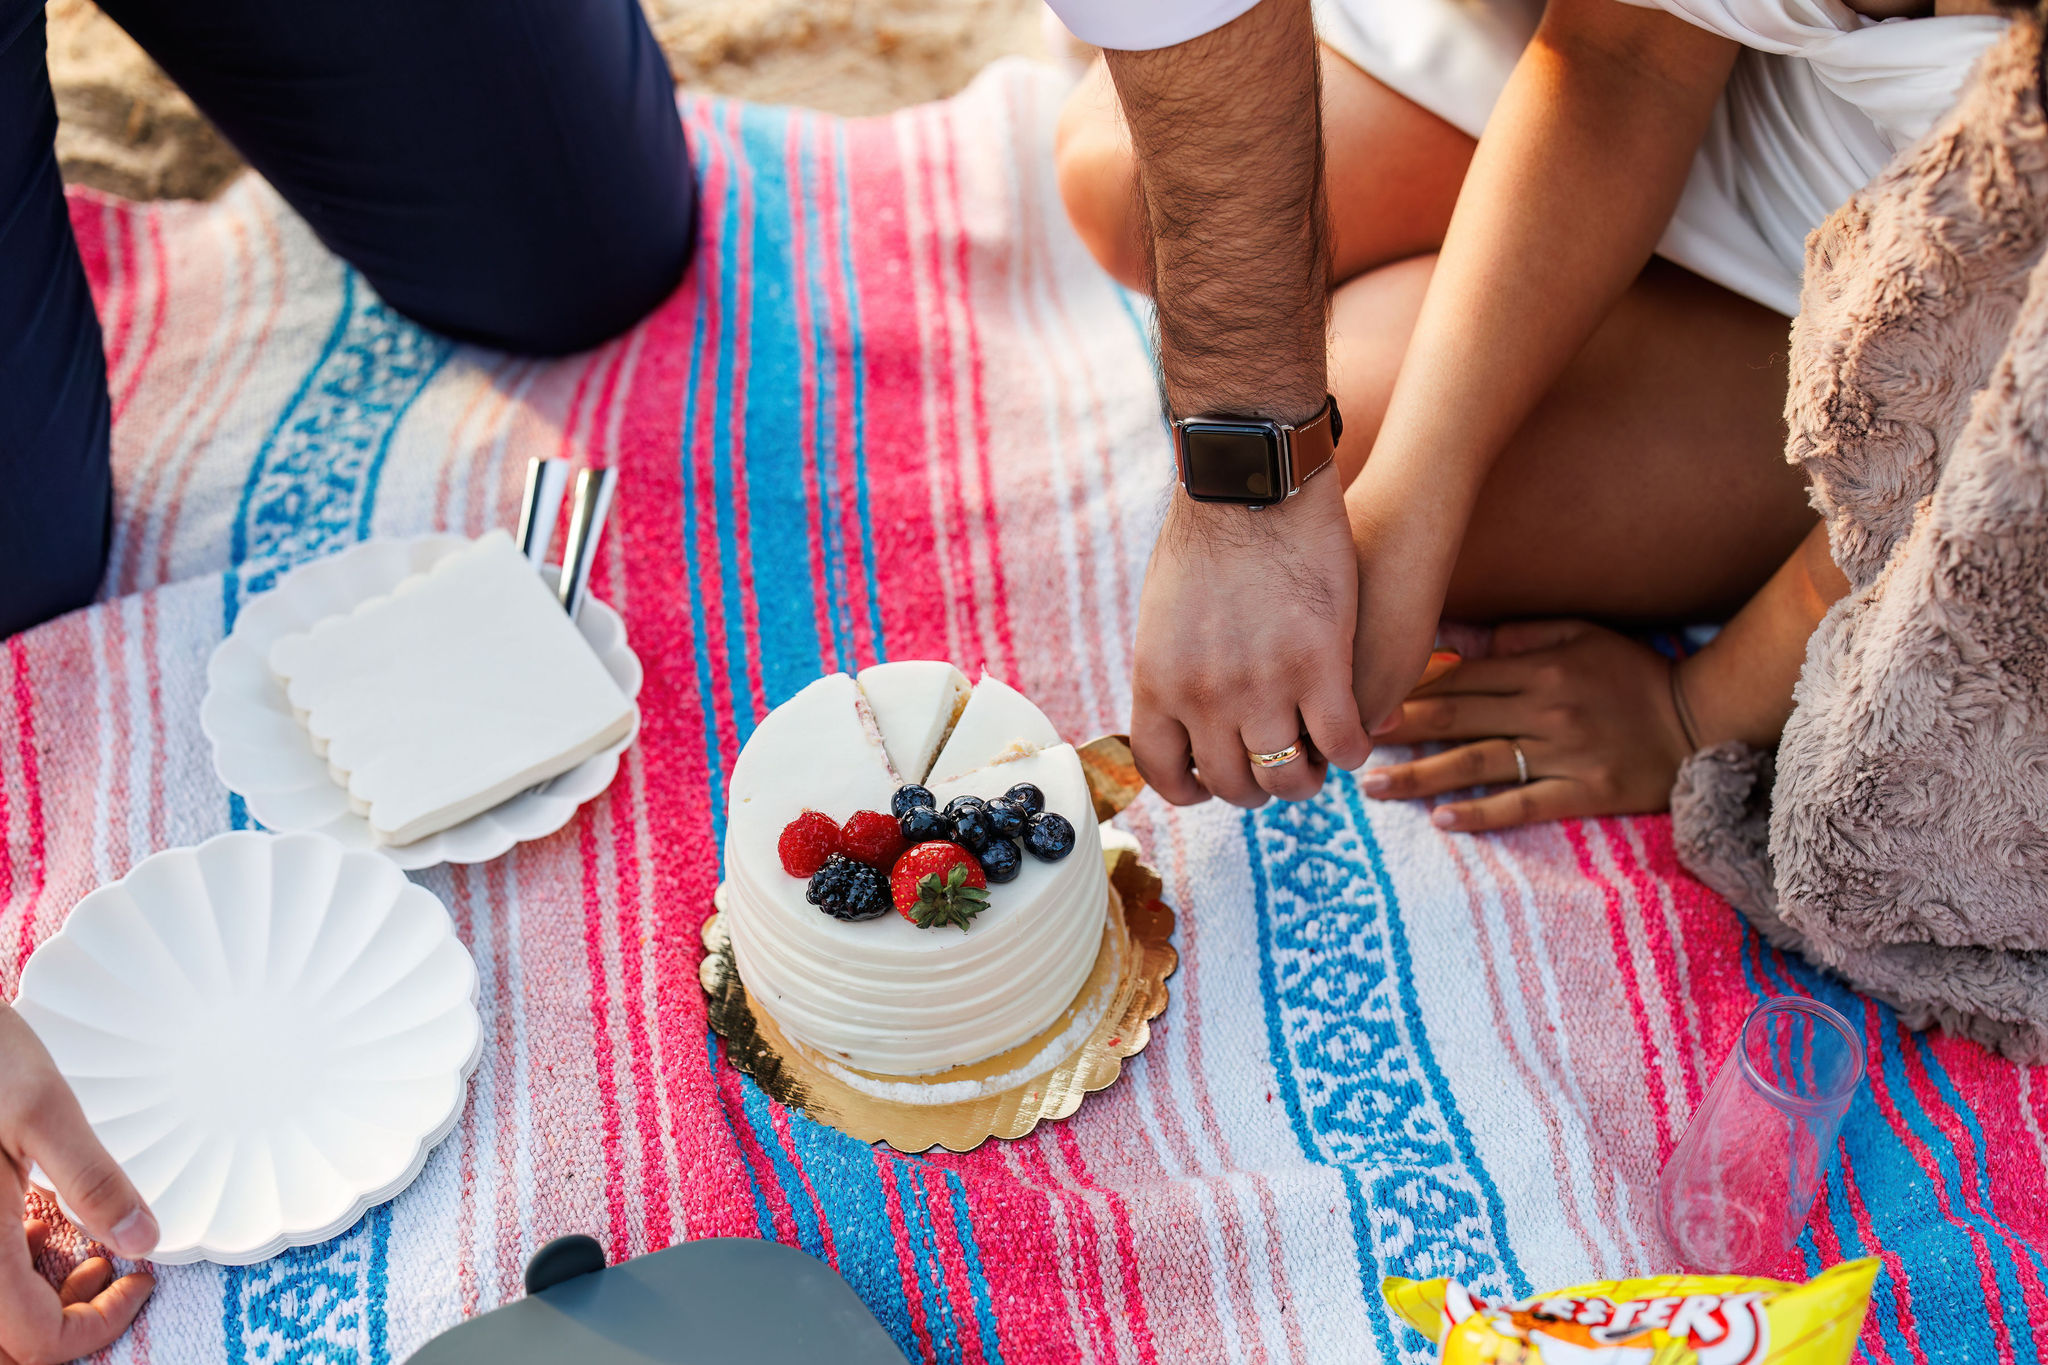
xmin=721 ymin=661 xmax=1109 ymax=1076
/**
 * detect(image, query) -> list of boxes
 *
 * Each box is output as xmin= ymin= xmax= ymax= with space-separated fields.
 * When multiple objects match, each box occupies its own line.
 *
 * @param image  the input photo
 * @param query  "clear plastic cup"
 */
xmin=1656 ymin=995 xmax=1865 ymax=1275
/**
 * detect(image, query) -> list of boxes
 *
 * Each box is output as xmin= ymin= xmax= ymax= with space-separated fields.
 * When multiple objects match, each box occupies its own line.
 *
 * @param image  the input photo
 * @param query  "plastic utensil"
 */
xmin=516 ymin=457 xmax=572 ymax=566
xmin=556 ymin=465 xmax=616 ymax=620
xmin=1657 ymin=995 xmax=1864 ymax=1274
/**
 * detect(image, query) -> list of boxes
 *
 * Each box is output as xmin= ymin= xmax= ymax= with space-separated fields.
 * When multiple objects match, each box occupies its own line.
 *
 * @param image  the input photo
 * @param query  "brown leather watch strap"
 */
xmin=1282 ymin=394 xmax=1342 ymax=494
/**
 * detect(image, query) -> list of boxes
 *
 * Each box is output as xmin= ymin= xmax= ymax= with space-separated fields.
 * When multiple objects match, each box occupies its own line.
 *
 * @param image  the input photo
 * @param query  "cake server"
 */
xmin=556 ymin=465 xmax=617 ymax=621
xmin=515 ymin=457 xmax=573 ymax=567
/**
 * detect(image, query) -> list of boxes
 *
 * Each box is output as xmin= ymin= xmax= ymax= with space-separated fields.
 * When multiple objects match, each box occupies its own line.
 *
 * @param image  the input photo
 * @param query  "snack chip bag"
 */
xmin=1382 ymin=1258 xmax=1878 ymax=1364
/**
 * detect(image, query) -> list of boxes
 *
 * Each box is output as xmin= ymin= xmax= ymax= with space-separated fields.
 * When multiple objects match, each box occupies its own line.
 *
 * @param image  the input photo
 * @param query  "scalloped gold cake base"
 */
xmin=701 ymin=734 xmax=1173 ymax=1153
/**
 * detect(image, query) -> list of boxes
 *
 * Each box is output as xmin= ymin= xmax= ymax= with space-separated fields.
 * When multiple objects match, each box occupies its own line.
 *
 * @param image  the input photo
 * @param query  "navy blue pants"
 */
xmin=1 ymin=0 xmax=695 ymax=638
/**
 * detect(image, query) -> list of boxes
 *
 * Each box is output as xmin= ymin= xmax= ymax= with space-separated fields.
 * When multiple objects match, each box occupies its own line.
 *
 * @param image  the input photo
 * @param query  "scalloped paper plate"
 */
xmin=16 ymin=831 xmax=482 ymax=1265
xmin=202 ymin=534 xmax=643 ymax=869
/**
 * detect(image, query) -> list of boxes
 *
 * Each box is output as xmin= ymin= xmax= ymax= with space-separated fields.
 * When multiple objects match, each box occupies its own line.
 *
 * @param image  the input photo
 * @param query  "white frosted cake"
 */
xmin=268 ymin=530 xmax=636 ymax=846
xmin=721 ymin=662 xmax=1109 ymax=1076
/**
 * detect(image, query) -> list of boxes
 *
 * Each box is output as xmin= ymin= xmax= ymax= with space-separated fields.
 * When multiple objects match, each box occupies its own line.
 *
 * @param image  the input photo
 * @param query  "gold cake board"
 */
xmin=699 ymin=736 xmax=1177 ymax=1153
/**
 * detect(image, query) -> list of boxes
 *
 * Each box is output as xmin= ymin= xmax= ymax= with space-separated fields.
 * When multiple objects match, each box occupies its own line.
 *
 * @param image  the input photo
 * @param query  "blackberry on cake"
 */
xmin=806 ymin=854 xmax=890 ymax=921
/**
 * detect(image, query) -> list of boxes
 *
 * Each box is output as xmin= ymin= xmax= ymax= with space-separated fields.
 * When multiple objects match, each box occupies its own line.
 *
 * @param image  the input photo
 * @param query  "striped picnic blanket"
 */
xmin=7 ymin=57 xmax=2046 ymax=1365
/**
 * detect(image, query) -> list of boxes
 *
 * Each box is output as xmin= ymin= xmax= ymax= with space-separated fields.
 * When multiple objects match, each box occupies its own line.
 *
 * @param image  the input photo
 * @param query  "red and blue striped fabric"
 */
xmin=5 ymin=61 xmax=2044 ymax=1363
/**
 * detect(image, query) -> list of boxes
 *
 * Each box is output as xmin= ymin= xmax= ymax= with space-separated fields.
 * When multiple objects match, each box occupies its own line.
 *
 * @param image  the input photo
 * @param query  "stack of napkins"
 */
xmin=268 ymin=530 xmax=635 ymax=846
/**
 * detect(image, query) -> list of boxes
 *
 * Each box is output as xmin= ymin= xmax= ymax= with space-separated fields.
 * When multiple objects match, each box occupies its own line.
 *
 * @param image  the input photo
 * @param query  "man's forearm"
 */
xmin=1103 ymin=0 xmax=1328 ymax=424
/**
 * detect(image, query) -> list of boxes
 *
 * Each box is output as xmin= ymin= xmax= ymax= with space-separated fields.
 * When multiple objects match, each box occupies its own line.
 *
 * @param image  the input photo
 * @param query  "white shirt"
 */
xmin=1045 ymin=0 xmax=2004 ymax=314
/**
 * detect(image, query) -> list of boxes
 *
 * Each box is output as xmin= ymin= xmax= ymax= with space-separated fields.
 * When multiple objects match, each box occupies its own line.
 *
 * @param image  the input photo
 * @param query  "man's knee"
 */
xmin=376 ymin=152 xmax=700 ymax=358
xmin=1055 ymin=65 xmax=1150 ymax=294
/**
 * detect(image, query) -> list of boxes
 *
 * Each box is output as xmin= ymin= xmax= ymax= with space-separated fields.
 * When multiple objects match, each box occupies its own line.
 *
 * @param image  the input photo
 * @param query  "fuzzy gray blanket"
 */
xmin=1672 ymin=18 xmax=2048 ymax=1061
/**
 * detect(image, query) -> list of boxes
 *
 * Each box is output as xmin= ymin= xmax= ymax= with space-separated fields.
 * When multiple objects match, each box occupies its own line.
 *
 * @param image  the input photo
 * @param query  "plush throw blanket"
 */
xmin=1674 ymin=18 xmax=2048 ymax=1061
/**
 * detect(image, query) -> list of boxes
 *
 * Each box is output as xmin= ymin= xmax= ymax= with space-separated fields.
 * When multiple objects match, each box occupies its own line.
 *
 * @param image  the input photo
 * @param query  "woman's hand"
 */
xmin=0 ymin=1005 xmax=156 ymax=1365
xmin=1130 ymin=477 xmax=1374 ymax=807
xmin=1362 ymin=620 xmax=1694 ymax=831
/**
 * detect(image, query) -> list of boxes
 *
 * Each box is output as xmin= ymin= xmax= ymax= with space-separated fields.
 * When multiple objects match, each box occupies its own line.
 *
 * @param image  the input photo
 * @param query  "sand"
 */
xmin=44 ymin=0 xmax=1047 ymax=202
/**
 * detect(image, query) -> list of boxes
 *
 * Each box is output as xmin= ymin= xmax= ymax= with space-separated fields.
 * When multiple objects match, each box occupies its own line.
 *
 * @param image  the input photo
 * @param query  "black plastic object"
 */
xmin=405 ymin=1237 xmax=905 ymax=1364
xmin=523 ymin=1234 xmax=606 ymax=1294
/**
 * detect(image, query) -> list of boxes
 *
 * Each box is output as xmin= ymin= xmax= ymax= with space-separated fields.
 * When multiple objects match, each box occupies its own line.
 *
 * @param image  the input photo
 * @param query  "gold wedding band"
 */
xmin=1510 ymin=740 xmax=1531 ymax=786
xmin=1248 ymin=740 xmax=1305 ymax=769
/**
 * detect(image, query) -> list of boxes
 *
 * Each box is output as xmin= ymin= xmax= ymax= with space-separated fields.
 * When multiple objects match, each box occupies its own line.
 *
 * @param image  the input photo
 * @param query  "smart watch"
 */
xmin=1171 ymin=395 xmax=1342 ymax=507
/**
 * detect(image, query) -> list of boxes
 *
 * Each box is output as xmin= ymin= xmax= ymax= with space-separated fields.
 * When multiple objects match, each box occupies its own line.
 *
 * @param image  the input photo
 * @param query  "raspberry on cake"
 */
xmin=839 ymin=810 xmax=908 ymax=869
xmin=719 ymin=662 xmax=1109 ymax=1077
xmin=778 ymin=811 xmax=843 ymax=878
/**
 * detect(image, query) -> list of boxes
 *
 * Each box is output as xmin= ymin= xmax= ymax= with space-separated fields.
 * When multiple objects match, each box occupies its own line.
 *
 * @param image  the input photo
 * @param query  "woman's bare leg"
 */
xmin=1059 ymin=43 xmax=1811 ymax=622
xmin=1332 ymin=254 xmax=1812 ymax=622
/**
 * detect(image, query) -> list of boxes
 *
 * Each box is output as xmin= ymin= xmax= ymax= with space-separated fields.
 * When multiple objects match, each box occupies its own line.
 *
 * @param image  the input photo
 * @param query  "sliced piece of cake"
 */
xmin=856 ymin=660 xmax=971 ymax=783
xmin=268 ymin=529 xmax=635 ymax=846
xmin=926 ymin=672 xmax=1063 ymax=786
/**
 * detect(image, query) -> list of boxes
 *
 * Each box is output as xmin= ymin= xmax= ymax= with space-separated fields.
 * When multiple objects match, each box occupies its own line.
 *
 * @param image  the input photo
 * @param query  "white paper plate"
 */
xmin=16 ymin=831 xmax=482 ymax=1265
xmin=202 ymin=534 xmax=643 ymax=869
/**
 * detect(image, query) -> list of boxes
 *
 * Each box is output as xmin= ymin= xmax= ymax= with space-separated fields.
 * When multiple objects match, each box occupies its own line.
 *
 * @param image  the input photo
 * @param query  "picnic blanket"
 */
xmin=6 ymin=58 xmax=2046 ymax=1365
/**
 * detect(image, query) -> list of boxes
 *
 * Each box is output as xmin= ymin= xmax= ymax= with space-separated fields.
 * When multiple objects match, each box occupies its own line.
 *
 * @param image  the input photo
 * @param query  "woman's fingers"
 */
xmin=1363 ymin=738 xmax=1524 ymax=800
xmin=1491 ymin=619 xmax=1589 ymax=656
xmin=1429 ymin=779 xmax=1581 ymax=832
xmin=1373 ymin=692 xmax=1536 ymax=744
xmin=1129 ymin=708 xmax=1207 ymax=806
xmin=1413 ymin=650 xmax=1463 ymax=691
xmin=24 ymin=1220 xmax=48 ymax=1260
xmin=1403 ymin=654 xmax=1530 ymax=700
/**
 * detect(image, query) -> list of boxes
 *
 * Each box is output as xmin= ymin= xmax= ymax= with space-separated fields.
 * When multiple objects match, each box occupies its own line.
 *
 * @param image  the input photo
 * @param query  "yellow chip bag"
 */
xmin=1382 ymin=1258 xmax=1879 ymax=1364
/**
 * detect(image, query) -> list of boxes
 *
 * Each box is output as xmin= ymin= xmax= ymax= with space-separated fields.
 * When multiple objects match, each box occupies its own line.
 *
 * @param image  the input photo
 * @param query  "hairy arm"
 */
xmin=1105 ymin=0 xmax=1371 ymax=807
xmin=1104 ymin=0 xmax=1328 ymax=423
xmin=1346 ymin=0 xmax=1740 ymax=727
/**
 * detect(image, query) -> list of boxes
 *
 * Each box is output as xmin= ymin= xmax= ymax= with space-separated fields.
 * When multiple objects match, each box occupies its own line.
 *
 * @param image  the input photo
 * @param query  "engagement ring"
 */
xmin=1248 ymin=741 xmax=1304 ymax=769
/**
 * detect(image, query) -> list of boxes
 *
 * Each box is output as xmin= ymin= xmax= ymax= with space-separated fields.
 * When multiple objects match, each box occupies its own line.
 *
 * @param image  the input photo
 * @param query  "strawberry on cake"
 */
xmin=720 ymin=662 xmax=1109 ymax=1077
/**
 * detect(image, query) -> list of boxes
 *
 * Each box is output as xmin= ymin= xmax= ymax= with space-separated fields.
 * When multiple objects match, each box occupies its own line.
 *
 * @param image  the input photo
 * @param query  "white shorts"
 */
xmin=1311 ymin=0 xmax=2004 ymax=316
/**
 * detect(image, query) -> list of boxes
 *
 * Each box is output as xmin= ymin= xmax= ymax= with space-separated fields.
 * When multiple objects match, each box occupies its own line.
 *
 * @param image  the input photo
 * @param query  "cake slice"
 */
xmin=726 ymin=672 xmax=898 ymax=845
xmin=926 ymin=672 xmax=1063 ymax=785
xmin=267 ymin=530 xmax=635 ymax=846
xmin=856 ymin=660 xmax=970 ymax=783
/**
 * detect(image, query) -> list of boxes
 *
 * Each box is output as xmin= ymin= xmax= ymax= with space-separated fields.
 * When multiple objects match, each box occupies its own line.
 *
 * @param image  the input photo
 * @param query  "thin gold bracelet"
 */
xmin=1669 ymin=657 xmax=1703 ymax=753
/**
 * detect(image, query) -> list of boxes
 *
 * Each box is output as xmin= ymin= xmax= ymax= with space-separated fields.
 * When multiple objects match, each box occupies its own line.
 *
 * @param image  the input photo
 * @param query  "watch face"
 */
xmin=1180 ymin=421 xmax=1283 ymax=503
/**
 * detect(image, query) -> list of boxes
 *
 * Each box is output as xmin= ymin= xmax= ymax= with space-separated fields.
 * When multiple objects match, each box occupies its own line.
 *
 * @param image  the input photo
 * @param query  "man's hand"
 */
xmin=0 ymin=1005 xmax=155 ymax=1365
xmin=1105 ymin=0 xmax=1361 ymax=802
xmin=1132 ymin=473 xmax=1370 ymax=806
